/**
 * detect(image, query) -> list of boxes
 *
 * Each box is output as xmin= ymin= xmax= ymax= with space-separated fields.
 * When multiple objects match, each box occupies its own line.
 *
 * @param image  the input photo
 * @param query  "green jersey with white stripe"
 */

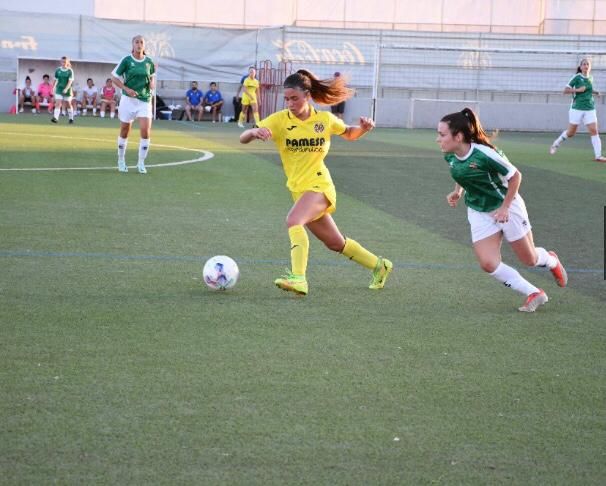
xmin=112 ymin=55 xmax=155 ymax=102
xmin=54 ymin=67 xmax=74 ymax=96
xmin=568 ymin=73 xmax=595 ymax=111
xmin=445 ymin=143 xmax=517 ymax=212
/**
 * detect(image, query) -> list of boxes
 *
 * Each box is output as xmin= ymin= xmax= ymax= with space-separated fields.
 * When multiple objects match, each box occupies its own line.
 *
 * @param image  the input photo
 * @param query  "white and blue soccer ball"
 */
xmin=203 ymin=255 xmax=239 ymax=290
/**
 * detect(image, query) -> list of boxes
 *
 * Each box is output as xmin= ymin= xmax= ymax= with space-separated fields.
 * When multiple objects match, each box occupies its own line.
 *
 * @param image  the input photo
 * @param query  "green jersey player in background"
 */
xmin=111 ymin=35 xmax=156 ymax=174
xmin=51 ymin=56 xmax=75 ymax=124
xmin=550 ymin=58 xmax=606 ymax=162
xmin=437 ymin=108 xmax=567 ymax=313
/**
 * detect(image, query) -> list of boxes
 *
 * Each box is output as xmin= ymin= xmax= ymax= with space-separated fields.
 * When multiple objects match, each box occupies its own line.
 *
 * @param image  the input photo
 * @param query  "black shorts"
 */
xmin=331 ymin=101 xmax=345 ymax=115
xmin=23 ymin=96 xmax=32 ymax=103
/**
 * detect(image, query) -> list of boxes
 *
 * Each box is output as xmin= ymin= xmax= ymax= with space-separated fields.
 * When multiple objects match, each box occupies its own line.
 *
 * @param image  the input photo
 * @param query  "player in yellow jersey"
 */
xmin=240 ymin=69 xmax=393 ymax=296
xmin=237 ymin=66 xmax=260 ymax=128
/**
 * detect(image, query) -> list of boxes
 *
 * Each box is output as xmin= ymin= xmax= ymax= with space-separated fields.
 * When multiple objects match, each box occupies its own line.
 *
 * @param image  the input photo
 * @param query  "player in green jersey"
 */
xmin=550 ymin=58 xmax=606 ymax=162
xmin=51 ymin=56 xmax=75 ymax=124
xmin=240 ymin=69 xmax=392 ymax=296
xmin=111 ymin=35 xmax=156 ymax=174
xmin=437 ymin=108 xmax=567 ymax=313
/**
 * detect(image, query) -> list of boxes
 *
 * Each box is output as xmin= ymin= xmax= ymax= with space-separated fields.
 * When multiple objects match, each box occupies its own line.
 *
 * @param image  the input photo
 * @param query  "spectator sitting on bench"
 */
xmin=19 ymin=76 xmax=38 ymax=113
xmin=184 ymin=81 xmax=204 ymax=121
xmin=36 ymin=74 xmax=54 ymax=114
xmin=81 ymin=78 xmax=98 ymax=116
xmin=99 ymin=78 xmax=117 ymax=119
xmin=203 ymin=82 xmax=224 ymax=123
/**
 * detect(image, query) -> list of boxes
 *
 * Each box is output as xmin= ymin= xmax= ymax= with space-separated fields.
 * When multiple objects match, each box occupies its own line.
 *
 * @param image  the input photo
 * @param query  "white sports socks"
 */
xmin=490 ymin=262 xmax=540 ymax=296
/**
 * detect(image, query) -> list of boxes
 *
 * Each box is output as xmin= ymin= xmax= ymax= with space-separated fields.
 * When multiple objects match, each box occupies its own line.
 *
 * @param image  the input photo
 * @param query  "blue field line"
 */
xmin=0 ymin=249 xmax=602 ymax=274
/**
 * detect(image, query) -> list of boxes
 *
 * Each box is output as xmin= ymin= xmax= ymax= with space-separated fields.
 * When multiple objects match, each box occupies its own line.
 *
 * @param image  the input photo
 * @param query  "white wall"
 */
xmin=3 ymin=0 xmax=606 ymax=34
xmin=97 ymin=0 xmax=606 ymax=35
xmin=0 ymin=0 xmax=93 ymax=15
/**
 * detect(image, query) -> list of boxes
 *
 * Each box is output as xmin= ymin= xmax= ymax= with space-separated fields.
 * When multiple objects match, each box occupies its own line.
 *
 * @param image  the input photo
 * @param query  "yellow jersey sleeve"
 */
xmin=258 ymin=110 xmax=285 ymax=145
xmin=328 ymin=112 xmax=347 ymax=136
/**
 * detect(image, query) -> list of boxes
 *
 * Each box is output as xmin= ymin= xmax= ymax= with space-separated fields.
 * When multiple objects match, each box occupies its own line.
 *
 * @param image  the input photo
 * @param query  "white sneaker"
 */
xmin=118 ymin=160 xmax=128 ymax=173
xmin=19 ymin=107 xmax=24 ymax=113
xmin=237 ymin=122 xmax=245 ymax=128
xmin=549 ymin=145 xmax=557 ymax=155
xmin=518 ymin=290 xmax=548 ymax=313
xmin=32 ymin=108 xmax=37 ymax=114
xmin=137 ymin=162 xmax=147 ymax=174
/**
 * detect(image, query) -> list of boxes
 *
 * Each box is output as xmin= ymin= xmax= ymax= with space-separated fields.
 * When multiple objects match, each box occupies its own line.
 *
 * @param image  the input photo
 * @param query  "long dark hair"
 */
xmin=283 ymin=69 xmax=353 ymax=105
xmin=577 ymin=58 xmax=590 ymax=74
xmin=440 ymin=108 xmax=495 ymax=149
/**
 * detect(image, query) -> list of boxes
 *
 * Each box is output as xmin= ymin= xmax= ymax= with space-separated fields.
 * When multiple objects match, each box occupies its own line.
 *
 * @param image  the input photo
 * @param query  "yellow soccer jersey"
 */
xmin=242 ymin=77 xmax=259 ymax=103
xmin=258 ymin=108 xmax=347 ymax=192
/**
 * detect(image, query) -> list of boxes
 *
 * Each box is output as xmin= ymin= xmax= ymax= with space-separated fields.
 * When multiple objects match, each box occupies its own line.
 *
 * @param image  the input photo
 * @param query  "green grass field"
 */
xmin=1 ymin=114 xmax=604 ymax=485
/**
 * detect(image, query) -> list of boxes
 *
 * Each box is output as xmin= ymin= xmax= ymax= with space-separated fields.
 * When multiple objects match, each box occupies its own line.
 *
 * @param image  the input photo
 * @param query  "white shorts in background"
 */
xmin=569 ymin=108 xmax=597 ymax=126
xmin=118 ymin=95 xmax=152 ymax=123
xmin=54 ymin=94 xmax=73 ymax=102
xmin=467 ymin=195 xmax=532 ymax=243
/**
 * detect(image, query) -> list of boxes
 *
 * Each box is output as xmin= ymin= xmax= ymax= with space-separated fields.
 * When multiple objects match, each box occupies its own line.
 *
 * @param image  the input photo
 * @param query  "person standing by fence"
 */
xmin=237 ymin=66 xmax=260 ymax=128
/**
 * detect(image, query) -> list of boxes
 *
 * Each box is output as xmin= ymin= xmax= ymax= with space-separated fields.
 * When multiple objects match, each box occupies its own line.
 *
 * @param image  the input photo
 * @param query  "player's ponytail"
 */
xmin=463 ymin=108 xmax=494 ymax=148
xmin=440 ymin=108 xmax=495 ymax=149
xmin=283 ymin=69 xmax=353 ymax=105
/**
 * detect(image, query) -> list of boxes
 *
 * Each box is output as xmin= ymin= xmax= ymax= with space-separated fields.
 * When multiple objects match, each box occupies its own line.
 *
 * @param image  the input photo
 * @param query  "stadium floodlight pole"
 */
xmin=14 ymin=87 xmax=19 ymax=116
xmin=153 ymin=61 xmax=158 ymax=120
xmin=15 ymin=58 xmax=20 ymax=116
xmin=371 ymin=41 xmax=381 ymax=121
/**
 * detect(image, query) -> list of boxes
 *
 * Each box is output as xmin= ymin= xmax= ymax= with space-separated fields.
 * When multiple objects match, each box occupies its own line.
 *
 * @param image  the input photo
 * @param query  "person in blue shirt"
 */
xmin=203 ymin=82 xmax=224 ymax=123
xmin=184 ymin=81 xmax=204 ymax=121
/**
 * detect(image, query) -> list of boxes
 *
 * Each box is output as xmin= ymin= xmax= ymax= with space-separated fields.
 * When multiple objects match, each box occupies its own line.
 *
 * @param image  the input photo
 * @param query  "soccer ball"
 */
xmin=202 ymin=255 xmax=239 ymax=290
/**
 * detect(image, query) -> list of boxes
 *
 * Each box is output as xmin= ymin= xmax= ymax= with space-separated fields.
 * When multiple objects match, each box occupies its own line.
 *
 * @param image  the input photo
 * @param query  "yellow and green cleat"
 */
xmin=274 ymin=271 xmax=308 ymax=296
xmin=369 ymin=257 xmax=393 ymax=289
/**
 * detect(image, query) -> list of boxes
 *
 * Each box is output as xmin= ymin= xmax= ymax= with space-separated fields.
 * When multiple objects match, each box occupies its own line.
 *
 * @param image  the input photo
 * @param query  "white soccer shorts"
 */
xmin=467 ymin=195 xmax=532 ymax=243
xmin=118 ymin=95 xmax=152 ymax=123
xmin=569 ymin=108 xmax=597 ymax=126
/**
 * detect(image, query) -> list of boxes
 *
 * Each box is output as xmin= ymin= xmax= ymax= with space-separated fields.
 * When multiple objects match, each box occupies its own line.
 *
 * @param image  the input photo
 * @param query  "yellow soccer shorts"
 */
xmin=290 ymin=183 xmax=337 ymax=222
xmin=241 ymin=92 xmax=257 ymax=106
